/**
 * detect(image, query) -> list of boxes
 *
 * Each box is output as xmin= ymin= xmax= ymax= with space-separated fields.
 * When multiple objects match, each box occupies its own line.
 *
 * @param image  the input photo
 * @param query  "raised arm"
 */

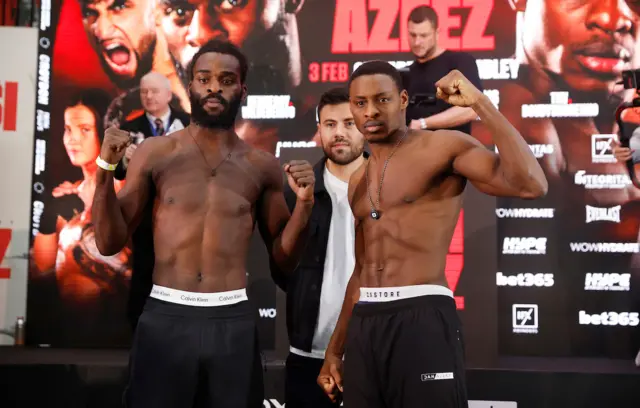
xmin=257 ymin=157 xmax=314 ymax=275
xmin=92 ymin=127 xmax=156 ymax=255
xmin=434 ymin=70 xmax=547 ymax=198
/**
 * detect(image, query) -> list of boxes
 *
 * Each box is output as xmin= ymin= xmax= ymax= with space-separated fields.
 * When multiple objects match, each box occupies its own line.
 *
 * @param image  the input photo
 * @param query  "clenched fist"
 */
xmin=100 ymin=127 xmax=132 ymax=164
xmin=435 ymin=70 xmax=483 ymax=107
xmin=317 ymin=354 xmax=343 ymax=402
xmin=284 ymin=160 xmax=315 ymax=202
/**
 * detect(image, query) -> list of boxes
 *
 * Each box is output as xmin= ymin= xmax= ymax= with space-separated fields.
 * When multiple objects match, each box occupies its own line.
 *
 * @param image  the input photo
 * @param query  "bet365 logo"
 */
xmin=0 ymin=81 xmax=18 ymax=132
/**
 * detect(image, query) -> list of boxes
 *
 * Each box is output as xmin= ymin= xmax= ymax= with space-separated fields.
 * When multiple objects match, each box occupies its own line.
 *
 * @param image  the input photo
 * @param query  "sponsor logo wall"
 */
xmin=25 ymin=0 xmax=636 ymax=361
xmin=488 ymin=0 xmax=640 ymax=357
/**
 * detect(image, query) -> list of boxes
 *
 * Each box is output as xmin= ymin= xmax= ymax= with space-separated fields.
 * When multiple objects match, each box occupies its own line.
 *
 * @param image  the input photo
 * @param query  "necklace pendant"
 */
xmin=371 ymin=210 xmax=380 ymax=220
xmin=210 ymin=169 xmax=217 ymax=177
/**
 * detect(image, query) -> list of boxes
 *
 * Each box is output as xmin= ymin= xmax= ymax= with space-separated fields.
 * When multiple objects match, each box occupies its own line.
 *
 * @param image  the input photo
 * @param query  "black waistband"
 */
xmin=353 ymin=294 xmax=456 ymax=317
xmin=143 ymin=297 xmax=252 ymax=319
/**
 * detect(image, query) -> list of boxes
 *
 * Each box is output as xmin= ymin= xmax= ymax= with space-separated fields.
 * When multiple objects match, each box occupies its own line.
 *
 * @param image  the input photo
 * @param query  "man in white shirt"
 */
xmin=271 ymin=87 xmax=366 ymax=407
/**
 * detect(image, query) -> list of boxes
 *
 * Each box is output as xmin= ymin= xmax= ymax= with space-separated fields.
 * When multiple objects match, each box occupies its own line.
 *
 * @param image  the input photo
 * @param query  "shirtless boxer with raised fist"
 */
xmin=317 ymin=62 xmax=547 ymax=407
xmin=92 ymin=39 xmax=315 ymax=408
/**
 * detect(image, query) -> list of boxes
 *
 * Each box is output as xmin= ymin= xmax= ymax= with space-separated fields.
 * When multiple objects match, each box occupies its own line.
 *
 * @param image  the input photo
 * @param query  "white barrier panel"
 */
xmin=0 ymin=27 xmax=39 ymax=345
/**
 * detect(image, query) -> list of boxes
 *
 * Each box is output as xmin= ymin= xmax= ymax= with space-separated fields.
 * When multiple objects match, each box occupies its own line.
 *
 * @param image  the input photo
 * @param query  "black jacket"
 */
xmin=271 ymin=155 xmax=365 ymax=353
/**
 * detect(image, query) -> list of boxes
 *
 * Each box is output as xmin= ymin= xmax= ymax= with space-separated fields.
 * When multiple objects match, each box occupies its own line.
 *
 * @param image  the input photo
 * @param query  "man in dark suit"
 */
xmin=114 ymin=71 xmax=190 ymax=331
xmin=115 ymin=72 xmax=190 ymax=180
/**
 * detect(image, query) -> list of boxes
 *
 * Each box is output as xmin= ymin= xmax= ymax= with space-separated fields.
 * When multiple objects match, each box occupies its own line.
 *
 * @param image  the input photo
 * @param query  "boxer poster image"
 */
xmin=27 ymin=0 xmax=638 ymax=361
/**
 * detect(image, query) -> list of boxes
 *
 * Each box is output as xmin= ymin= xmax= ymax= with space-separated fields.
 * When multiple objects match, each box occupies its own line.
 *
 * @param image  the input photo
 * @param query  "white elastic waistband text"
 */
xmin=359 ymin=284 xmax=453 ymax=302
xmin=150 ymin=285 xmax=248 ymax=307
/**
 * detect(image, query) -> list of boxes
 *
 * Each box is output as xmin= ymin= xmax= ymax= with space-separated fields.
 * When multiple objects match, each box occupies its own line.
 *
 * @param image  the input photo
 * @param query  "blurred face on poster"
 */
xmin=63 ymin=104 xmax=101 ymax=168
xmin=158 ymin=0 xmax=265 ymax=70
xmin=407 ymin=20 xmax=438 ymax=61
xmin=523 ymin=0 xmax=639 ymax=95
xmin=81 ymin=0 xmax=157 ymax=89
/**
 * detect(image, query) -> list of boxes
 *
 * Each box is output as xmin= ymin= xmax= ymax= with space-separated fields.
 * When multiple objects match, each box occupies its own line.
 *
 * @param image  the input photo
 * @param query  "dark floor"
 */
xmin=0 ymin=348 xmax=639 ymax=408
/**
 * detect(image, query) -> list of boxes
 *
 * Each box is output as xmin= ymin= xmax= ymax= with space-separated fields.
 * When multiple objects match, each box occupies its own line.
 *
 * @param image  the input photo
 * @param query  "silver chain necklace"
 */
xmin=365 ymin=127 xmax=409 ymax=220
xmin=188 ymin=127 xmax=235 ymax=177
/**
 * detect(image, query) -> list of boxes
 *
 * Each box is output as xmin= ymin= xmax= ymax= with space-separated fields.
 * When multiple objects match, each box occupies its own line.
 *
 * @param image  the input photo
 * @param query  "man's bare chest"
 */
xmin=352 ymin=155 xmax=453 ymax=220
xmin=151 ymin=152 xmax=265 ymax=212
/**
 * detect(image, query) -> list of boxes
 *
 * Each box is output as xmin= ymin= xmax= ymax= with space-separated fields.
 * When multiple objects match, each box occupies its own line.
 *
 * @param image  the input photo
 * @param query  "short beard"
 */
xmin=323 ymin=144 xmax=364 ymax=165
xmin=189 ymin=89 xmax=242 ymax=130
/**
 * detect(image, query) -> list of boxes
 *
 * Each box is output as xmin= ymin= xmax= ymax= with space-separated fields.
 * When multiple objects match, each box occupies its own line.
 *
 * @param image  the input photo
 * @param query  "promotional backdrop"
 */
xmin=27 ymin=0 xmax=639 ymax=361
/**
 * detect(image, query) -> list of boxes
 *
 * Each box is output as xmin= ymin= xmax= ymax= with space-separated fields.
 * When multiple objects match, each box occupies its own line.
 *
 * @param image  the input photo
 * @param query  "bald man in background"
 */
xmin=115 ymin=72 xmax=189 ymax=330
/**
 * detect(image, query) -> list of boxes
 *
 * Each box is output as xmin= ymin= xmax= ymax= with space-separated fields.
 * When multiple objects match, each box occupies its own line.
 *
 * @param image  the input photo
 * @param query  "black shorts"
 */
xmin=343 ymin=295 xmax=467 ymax=408
xmin=285 ymin=352 xmax=340 ymax=408
xmin=124 ymin=297 xmax=264 ymax=408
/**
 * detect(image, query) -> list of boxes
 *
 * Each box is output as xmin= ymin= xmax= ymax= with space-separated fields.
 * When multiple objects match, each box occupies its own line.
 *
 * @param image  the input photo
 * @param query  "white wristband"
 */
xmin=96 ymin=156 xmax=117 ymax=171
xmin=420 ymin=118 xmax=427 ymax=129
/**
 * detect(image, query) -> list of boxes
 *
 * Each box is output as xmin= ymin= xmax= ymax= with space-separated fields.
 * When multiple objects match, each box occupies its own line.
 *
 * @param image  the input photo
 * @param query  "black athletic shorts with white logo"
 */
xmin=124 ymin=297 xmax=264 ymax=408
xmin=343 ymin=295 xmax=467 ymax=408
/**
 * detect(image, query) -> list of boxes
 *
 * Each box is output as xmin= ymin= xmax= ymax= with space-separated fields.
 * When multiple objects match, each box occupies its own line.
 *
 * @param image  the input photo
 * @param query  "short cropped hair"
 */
xmin=188 ymin=39 xmax=249 ymax=84
xmin=348 ymin=61 xmax=404 ymax=93
xmin=408 ymin=6 xmax=438 ymax=28
xmin=317 ymin=87 xmax=350 ymax=122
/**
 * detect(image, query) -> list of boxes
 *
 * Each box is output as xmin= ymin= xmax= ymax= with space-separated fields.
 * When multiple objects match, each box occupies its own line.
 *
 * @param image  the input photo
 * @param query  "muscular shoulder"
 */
xmin=420 ymin=128 xmax=481 ymax=159
xmin=135 ymin=130 xmax=179 ymax=167
xmin=246 ymin=146 xmax=282 ymax=187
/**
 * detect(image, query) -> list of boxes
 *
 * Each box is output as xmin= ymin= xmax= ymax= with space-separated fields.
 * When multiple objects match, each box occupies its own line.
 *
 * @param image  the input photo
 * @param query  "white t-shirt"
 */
xmin=290 ymin=167 xmax=356 ymax=359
